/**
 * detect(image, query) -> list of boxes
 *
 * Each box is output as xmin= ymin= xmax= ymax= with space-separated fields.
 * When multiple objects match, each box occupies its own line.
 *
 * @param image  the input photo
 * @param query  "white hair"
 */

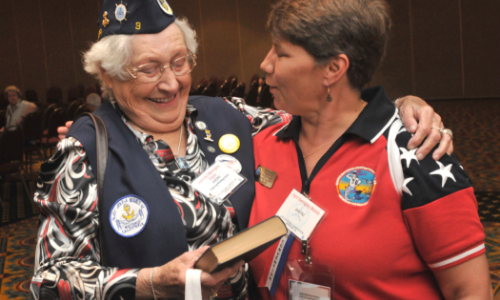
xmin=83 ymin=17 xmax=198 ymax=98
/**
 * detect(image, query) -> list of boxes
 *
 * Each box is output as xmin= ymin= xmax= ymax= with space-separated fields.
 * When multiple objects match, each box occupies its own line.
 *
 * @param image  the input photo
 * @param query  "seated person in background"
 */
xmin=86 ymin=92 xmax=102 ymax=112
xmin=1 ymin=85 xmax=38 ymax=131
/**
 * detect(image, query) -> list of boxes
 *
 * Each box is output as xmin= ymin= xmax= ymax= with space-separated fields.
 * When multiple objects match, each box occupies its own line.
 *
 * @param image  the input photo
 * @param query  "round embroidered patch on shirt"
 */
xmin=215 ymin=154 xmax=242 ymax=173
xmin=336 ymin=167 xmax=376 ymax=206
xmin=109 ymin=195 xmax=149 ymax=237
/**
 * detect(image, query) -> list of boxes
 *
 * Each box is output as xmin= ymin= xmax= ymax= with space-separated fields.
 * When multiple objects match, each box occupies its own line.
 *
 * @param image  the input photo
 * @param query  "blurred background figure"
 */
xmin=1 ymin=85 xmax=37 ymax=131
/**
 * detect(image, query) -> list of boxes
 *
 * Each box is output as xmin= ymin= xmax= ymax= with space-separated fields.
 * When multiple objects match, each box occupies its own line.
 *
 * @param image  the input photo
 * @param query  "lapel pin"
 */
xmin=219 ymin=134 xmax=240 ymax=154
xmin=204 ymin=130 xmax=214 ymax=142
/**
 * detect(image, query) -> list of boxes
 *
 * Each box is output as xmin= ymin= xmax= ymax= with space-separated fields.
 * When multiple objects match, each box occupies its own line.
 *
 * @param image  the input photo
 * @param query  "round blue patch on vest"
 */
xmin=109 ymin=195 xmax=149 ymax=237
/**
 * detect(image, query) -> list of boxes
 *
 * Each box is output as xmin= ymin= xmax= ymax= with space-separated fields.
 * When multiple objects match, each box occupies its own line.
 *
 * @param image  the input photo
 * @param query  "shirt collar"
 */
xmin=276 ymin=86 xmax=397 ymax=144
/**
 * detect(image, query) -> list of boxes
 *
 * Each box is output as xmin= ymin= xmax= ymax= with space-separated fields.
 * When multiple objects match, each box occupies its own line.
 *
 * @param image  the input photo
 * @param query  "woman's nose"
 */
xmin=260 ymin=47 xmax=275 ymax=74
xmin=157 ymin=69 xmax=180 ymax=93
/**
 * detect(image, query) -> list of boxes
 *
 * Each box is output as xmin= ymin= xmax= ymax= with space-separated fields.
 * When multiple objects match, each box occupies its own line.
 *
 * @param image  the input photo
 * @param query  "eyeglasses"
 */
xmin=126 ymin=52 xmax=197 ymax=82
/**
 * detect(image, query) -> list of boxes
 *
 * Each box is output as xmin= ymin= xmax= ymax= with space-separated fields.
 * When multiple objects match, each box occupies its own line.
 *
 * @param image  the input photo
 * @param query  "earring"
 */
xmin=326 ymin=87 xmax=332 ymax=102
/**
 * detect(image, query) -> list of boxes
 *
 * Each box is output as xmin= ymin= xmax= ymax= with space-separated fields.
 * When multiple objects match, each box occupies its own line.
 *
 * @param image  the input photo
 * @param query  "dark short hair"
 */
xmin=267 ymin=0 xmax=391 ymax=90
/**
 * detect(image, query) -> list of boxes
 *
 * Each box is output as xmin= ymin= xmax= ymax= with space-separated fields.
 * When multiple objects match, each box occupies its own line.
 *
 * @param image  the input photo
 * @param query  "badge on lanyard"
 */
xmin=191 ymin=162 xmax=247 ymax=205
xmin=264 ymin=190 xmax=329 ymax=297
xmin=255 ymin=165 xmax=277 ymax=188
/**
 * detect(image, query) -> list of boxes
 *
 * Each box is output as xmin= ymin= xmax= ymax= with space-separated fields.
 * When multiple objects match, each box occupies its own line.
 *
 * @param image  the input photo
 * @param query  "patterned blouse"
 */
xmin=30 ymin=98 xmax=291 ymax=300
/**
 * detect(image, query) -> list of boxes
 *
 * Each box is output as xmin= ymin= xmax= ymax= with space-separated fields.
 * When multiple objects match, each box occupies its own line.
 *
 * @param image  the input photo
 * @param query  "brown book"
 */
xmin=195 ymin=216 xmax=288 ymax=273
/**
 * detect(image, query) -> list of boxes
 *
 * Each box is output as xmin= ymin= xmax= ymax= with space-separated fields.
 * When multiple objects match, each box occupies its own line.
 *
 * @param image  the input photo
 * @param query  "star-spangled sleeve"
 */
xmin=31 ymin=138 xmax=139 ymax=300
xmin=225 ymin=97 xmax=293 ymax=136
xmin=394 ymin=127 xmax=485 ymax=271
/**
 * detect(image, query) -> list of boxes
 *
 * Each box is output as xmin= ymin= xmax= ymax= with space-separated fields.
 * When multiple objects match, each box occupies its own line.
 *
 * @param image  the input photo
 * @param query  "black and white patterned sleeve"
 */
xmin=225 ymin=97 xmax=293 ymax=136
xmin=31 ymin=137 xmax=139 ymax=300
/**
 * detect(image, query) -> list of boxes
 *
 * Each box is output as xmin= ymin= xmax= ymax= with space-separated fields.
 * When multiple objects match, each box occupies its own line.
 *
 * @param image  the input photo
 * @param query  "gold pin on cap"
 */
xmin=103 ymin=11 xmax=110 ymax=27
xmin=219 ymin=134 xmax=240 ymax=154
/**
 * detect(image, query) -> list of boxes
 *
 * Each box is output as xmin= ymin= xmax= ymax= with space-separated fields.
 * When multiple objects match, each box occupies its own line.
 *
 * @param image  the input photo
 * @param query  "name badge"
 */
xmin=192 ymin=162 xmax=246 ymax=205
xmin=276 ymin=189 xmax=325 ymax=241
xmin=289 ymin=280 xmax=331 ymax=300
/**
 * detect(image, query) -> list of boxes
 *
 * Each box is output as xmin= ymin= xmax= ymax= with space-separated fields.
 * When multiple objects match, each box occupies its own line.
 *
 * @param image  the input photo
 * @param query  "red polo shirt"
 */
xmin=249 ymin=86 xmax=485 ymax=300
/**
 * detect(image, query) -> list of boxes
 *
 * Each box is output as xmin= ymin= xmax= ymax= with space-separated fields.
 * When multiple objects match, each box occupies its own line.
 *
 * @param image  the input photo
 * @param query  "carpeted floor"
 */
xmin=0 ymin=98 xmax=498 ymax=298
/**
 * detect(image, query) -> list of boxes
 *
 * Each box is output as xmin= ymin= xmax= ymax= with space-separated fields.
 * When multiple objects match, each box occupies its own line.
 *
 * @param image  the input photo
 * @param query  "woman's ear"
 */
xmin=100 ymin=67 xmax=113 ymax=89
xmin=324 ymin=54 xmax=349 ymax=87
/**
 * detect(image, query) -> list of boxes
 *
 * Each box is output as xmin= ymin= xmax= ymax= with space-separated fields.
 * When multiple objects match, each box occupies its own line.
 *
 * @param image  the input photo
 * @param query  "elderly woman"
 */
xmin=36 ymin=0 xmax=453 ymax=299
xmin=1 ymin=85 xmax=37 ymax=131
xmin=248 ymin=0 xmax=491 ymax=299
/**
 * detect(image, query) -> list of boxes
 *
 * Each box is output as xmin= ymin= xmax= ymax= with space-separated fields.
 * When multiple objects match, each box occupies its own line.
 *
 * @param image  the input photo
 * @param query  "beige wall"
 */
xmin=0 ymin=0 xmax=498 ymax=103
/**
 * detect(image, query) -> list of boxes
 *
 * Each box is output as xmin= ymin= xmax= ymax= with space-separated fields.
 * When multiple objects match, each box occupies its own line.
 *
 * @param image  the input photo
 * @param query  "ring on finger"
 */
xmin=432 ymin=126 xmax=444 ymax=136
xmin=442 ymin=128 xmax=453 ymax=140
xmin=210 ymin=289 xmax=218 ymax=299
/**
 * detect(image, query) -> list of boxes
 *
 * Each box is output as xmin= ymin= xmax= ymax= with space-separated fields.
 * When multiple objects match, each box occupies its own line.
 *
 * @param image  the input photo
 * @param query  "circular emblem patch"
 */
xmin=215 ymin=154 xmax=242 ymax=173
xmin=157 ymin=0 xmax=173 ymax=15
xmin=336 ymin=167 xmax=376 ymax=206
xmin=115 ymin=3 xmax=127 ymax=23
xmin=109 ymin=195 xmax=149 ymax=237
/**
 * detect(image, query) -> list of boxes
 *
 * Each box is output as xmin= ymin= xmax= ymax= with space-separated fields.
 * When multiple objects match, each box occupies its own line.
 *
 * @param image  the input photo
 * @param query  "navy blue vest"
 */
xmin=68 ymin=96 xmax=255 ymax=269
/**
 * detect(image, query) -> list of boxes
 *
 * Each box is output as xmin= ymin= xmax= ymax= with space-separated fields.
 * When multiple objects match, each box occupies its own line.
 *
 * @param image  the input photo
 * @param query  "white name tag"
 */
xmin=276 ymin=190 xmax=325 ymax=241
xmin=289 ymin=280 xmax=331 ymax=300
xmin=192 ymin=162 xmax=246 ymax=205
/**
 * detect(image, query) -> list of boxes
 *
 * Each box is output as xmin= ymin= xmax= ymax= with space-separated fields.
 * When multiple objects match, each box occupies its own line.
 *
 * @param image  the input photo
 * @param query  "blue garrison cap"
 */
xmin=97 ymin=0 xmax=176 ymax=40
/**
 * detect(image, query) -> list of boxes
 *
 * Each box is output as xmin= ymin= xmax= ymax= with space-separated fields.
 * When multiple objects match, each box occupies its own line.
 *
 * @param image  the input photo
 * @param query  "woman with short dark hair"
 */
xmin=249 ymin=0 xmax=491 ymax=299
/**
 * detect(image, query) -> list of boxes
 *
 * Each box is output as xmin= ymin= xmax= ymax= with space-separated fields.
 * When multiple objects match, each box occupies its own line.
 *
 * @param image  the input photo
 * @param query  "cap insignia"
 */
xmin=115 ymin=1 xmax=128 ymax=23
xmin=102 ymin=11 xmax=110 ymax=28
xmin=157 ymin=0 xmax=173 ymax=15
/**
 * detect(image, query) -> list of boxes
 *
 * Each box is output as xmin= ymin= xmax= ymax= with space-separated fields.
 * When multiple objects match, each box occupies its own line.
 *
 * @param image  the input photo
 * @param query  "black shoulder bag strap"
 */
xmin=79 ymin=113 xmax=108 ymax=266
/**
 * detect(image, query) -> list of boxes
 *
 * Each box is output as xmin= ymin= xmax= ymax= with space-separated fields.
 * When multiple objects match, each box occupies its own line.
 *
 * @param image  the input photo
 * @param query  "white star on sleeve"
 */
xmin=399 ymin=147 xmax=419 ymax=168
xmin=402 ymin=177 xmax=414 ymax=196
xmin=430 ymin=161 xmax=456 ymax=187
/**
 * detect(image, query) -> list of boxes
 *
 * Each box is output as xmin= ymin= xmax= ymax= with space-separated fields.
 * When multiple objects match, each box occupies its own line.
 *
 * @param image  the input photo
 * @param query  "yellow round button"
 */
xmin=219 ymin=134 xmax=240 ymax=154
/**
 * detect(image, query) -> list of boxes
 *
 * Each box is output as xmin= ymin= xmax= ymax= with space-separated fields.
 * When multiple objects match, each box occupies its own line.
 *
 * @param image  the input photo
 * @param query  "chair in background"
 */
xmin=67 ymin=99 xmax=83 ymax=121
xmin=217 ymin=80 xmax=231 ymax=98
xmin=74 ymin=103 xmax=91 ymax=119
xmin=41 ymin=103 xmax=57 ymax=134
xmin=46 ymin=86 xmax=62 ymax=105
xmin=245 ymin=80 xmax=259 ymax=107
xmin=21 ymin=112 xmax=44 ymax=171
xmin=230 ymin=82 xmax=246 ymax=98
xmin=258 ymin=83 xmax=274 ymax=109
xmin=0 ymin=127 xmax=31 ymax=210
xmin=201 ymin=81 xmax=218 ymax=97
xmin=41 ymin=107 xmax=66 ymax=157
xmin=191 ymin=78 xmax=208 ymax=95
xmin=228 ymin=75 xmax=238 ymax=92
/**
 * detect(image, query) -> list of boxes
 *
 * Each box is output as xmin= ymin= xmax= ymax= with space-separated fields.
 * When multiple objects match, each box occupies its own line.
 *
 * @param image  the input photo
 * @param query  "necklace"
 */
xmin=302 ymin=140 xmax=335 ymax=159
xmin=303 ymin=99 xmax=366 ymax=159
xmin=174 ymin=125 xmax=189 ymax=170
